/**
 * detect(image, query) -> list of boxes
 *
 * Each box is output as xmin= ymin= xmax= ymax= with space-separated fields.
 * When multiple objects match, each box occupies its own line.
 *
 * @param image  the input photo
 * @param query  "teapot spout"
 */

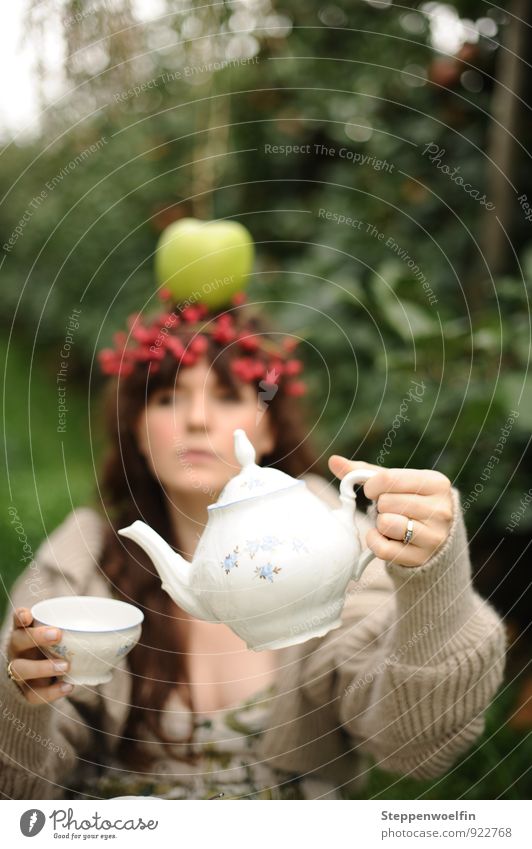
xmin=118 ymin=521 xmax=212 ymax=621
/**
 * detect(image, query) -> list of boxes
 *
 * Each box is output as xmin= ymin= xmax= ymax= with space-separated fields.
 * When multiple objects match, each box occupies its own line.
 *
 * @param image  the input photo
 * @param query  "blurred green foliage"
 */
xmin=1 ymin=335 xmax=97 ymax=603
xmin=1 ymin=2 xmax=530 ymax=543
xmin=0 ymin=0 xmax=530 ymax=802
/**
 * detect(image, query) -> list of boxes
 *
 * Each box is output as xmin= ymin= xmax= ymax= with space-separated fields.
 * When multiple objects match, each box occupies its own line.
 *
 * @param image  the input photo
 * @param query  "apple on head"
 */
xmin=154 ymin=218 xmax=254 ymax=309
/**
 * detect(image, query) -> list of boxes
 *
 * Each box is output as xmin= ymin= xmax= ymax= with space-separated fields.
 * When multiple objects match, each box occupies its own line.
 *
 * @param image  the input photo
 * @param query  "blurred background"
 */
xmin=1 ymin=0 xmax=530 ymax=798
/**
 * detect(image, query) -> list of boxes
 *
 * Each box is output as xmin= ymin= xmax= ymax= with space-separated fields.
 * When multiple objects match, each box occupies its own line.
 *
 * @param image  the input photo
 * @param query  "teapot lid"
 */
xmin=207 ymin=429 xmax=303 ymax=511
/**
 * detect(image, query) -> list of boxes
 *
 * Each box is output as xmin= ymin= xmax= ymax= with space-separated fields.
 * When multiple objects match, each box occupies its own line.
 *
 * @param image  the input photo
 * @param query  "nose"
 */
xmin=185 ymin=389 xmax=209 ymax=431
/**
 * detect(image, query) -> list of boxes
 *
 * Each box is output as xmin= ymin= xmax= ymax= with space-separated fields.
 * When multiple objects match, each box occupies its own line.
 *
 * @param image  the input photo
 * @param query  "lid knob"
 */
xmin=234 ymin=428 xmax=257 ymax=468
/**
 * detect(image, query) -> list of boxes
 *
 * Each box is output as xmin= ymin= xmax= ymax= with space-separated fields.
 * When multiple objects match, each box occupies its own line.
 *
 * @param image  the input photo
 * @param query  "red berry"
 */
xmin=213 ymin=325 xmax=236 ymax=344
xmin=181 ymin=351 xmax=197 ymax=366
xmin=118 ymin=361 xmax=134 ymax=377
xmin=181 ymin=305 xmax=202 ymax=323
xmin=286 ymin=380 xmax=307 ymax=397
xmin=282 ymin=338 xmax=299 ymax=353
xmin=98 ymin=349 xmax=119 ymax=373
xmin=238 ymin=334 xmax=259 ymax=352
xmin=284 ymin=359 xmax=303 ymax=377
xmin=134 ymin=346 xmax=151 ymax=362
xmin=99 ymin=348 xmax=115 ymax=362
xmin=190 ymin=335 xmax=208 ymax=355
xmin=132 ymin=324 xmax=159 ymax=345
xmin=154 ymin=312 xmax=179 ymax=329
xmin=232 ymin=358 xmax=255 ymax=381
xmin=165 ymin=337 xmax=185 ymax=358
xmin=252 ymin=360 xmax=266 ymax=379
xmin=112 ymin=332 xmax=128 ymax=351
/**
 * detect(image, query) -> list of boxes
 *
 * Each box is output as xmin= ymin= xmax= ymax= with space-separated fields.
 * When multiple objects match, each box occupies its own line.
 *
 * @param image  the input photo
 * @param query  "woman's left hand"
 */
xmin=328 ymin=456 xmax=454 ymax=568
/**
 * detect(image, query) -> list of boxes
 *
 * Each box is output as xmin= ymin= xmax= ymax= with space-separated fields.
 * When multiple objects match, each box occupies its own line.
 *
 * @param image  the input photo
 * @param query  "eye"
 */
xmin=215 ymin=387 xmax=241 ymax=402
xmin=154 ymin=389 xmax=179 ymax=405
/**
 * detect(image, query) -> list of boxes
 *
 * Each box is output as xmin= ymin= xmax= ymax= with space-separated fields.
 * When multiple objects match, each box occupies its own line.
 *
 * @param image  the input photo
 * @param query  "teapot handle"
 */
xmin=339 ymin=469 xmax=380 ymax=582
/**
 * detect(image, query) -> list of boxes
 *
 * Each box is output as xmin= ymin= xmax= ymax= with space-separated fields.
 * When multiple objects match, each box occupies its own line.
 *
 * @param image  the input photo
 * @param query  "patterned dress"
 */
xmin=69 ymin=683 xmax=342 ymax=800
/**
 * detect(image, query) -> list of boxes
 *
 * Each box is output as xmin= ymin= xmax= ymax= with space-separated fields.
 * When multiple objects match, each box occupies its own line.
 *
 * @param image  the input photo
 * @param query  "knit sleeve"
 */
xmin=301 ymin=486 xmax=507 ymax=780
xmin=0 ymin=508 xmax=129 ymax=799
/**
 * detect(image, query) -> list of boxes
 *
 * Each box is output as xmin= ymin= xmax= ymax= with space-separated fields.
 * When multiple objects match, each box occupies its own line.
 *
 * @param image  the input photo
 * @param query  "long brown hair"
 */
xmin=92 ymin=302 xmax=323 ymax=769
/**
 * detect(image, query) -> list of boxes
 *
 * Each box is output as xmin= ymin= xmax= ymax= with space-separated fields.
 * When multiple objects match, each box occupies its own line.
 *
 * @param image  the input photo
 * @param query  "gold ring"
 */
xmin=402 ymin=518 xmax=414 ymax=545
xmin=6 ymin=659 xmax=22 ymax=685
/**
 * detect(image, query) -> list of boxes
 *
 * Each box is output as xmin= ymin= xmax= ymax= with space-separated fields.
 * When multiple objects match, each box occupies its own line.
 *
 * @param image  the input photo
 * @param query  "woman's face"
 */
xmin=134 ymin=356 xmax=275 ymax=501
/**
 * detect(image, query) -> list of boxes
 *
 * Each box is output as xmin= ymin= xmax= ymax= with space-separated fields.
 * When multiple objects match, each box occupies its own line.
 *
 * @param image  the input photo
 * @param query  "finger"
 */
xmin=363 ymin=468 xmax=451 ymax=499
xmin=328 ymin=456 xmax=381 ymax=477
xmin=376 ymin=492 xmax=454 ymax=523
xmin=23 ymin=679 xmax=74 ymax=705
xmin=12 ymin=607 xmax=34 ymax=630
xmin=8 ymin=656 xmax=70 ymax=683
xmin=365 ymin=527 xmax=431 ymax=568
xmin=375 ymin=513 xmax=448 ymax=551
xmin=10 ymin=625 xmax=62 ymax=656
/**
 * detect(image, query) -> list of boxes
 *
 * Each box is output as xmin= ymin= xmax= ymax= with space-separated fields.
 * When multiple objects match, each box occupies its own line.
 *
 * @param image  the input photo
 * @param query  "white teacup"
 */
xmin=31 ymin=596 xmax=144 ymax=685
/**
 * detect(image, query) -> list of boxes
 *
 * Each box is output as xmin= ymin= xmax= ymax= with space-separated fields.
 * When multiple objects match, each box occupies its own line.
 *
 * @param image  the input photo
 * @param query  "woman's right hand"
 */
xmin=6 ymin=607 xmax=74 ymax=704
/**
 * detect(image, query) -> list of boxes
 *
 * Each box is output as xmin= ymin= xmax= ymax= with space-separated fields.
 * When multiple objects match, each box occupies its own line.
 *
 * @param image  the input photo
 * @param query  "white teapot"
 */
xmin=118 ymin=429 xmax=380 ymax=651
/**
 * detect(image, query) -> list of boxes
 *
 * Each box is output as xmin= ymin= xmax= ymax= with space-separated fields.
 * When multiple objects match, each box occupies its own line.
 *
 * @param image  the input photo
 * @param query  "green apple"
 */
xmin=154 ymin=218 xmax=254 ymax=309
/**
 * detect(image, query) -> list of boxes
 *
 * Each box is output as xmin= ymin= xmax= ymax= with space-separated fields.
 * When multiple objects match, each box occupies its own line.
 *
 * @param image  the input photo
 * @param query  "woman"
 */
xmin=0 ymin=292 xmax=507 ymax=800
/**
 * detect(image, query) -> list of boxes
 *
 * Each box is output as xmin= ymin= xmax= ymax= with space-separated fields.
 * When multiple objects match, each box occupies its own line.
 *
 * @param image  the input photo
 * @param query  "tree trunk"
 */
xmin=483 ymin=0 xmax=532 ymax=275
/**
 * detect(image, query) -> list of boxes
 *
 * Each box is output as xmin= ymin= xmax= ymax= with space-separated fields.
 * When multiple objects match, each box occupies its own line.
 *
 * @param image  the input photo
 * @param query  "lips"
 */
xmin=181 ymin=449 xmax=214 ymax=461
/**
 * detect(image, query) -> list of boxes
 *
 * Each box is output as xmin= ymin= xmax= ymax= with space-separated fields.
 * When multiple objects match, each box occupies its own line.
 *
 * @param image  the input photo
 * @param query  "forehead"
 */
xmin=174 ymin=357 xmax=222 ymax=388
